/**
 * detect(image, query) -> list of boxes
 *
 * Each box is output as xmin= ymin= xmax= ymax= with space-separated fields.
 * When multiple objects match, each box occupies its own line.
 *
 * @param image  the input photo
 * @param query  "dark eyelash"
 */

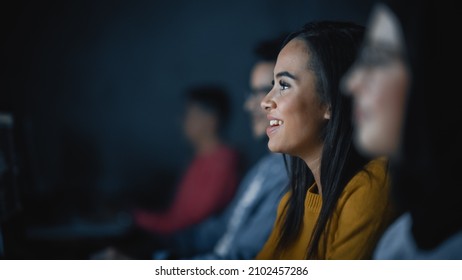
xmin=279 ymin=80 xmax=289 ymax=89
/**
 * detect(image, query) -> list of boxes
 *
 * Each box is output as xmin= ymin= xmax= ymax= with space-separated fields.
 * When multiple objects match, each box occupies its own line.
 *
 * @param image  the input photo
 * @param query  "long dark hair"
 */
xmin=275 ymin=21 xmax=369 ymax=259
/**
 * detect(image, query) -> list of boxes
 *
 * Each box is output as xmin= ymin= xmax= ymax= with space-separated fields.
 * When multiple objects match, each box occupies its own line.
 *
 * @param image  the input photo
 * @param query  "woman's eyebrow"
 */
xmin=275 ymin=71 xmax=298 ymax=81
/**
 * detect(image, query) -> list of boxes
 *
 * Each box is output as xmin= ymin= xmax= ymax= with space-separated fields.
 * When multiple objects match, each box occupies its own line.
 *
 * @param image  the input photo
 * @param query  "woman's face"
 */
xmin=261 ymin=39 xmax=329 ymax=157
xmin=344 ymin=4 xmax=410 ymax=156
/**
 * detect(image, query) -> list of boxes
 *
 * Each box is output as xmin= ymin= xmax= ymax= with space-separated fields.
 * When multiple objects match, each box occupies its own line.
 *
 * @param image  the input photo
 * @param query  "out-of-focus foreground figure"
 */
xmin=344 ymin=0 xmax=462 ymax=259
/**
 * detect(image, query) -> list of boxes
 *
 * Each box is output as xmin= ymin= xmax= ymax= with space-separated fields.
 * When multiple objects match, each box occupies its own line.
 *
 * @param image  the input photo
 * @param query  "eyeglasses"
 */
xmin=355 ymin=43 xmax=403 ymax=69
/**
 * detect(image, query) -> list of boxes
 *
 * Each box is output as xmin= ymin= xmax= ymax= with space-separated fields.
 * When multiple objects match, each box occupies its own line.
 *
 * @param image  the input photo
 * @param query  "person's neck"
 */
xmin=195 ymin=136 xmax=222 ymax=156
xmin=300 ymin=144 xmax=324 ymax=196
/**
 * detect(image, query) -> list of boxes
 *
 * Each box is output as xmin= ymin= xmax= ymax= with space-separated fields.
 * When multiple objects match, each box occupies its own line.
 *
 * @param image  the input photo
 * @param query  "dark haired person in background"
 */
xmin=152 ymin=35 xmax=289 ymax=260
xmin=257 ymin=21 xmax=393 ymax=259
xmin=133 ymin=86 xmax=239 ymax=235
xmin=93 ymin=86 xmax=239 ymax=259
xmin=344 ymin=0 xmax=462 ymax=259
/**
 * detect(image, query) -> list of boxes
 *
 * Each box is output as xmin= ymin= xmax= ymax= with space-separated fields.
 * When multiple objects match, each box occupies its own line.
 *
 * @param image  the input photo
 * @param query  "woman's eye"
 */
xmin=279 ymin=80 xmax=290 ymax=91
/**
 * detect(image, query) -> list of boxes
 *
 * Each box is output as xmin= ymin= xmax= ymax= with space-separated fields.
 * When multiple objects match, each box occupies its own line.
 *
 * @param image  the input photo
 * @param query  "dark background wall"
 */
xmin=1 ymin=0 xmax=374 ymax=229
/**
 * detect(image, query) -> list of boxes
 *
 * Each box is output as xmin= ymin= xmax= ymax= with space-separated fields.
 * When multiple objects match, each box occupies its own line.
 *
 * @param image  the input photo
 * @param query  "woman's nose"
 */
xmin=261 ymin=89 xmax=276 ymax=112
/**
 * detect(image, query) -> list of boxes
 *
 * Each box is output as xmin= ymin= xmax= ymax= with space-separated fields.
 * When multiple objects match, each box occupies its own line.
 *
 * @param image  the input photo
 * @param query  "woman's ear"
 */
xmin=324 ymin=106 xmax=331 ymax=120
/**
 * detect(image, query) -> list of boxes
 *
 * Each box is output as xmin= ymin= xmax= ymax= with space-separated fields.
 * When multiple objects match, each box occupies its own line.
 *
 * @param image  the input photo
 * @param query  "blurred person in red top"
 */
xmin=133 ymin=86 xmax=239 ymax=234
xmin=91 ymin=86 xmax=239 ymax=259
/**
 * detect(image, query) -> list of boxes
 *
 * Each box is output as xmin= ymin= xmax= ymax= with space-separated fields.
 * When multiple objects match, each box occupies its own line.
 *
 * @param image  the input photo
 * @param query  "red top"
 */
xmin=133 ymin=145 xmax=239 ymax=235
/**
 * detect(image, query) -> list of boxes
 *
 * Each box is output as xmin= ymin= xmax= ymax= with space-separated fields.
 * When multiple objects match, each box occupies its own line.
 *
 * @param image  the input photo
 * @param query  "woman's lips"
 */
xmin=266 ymin=125 xmax=281 ymax=136
xmin=266 ymin=116 xmax=284 ymax=136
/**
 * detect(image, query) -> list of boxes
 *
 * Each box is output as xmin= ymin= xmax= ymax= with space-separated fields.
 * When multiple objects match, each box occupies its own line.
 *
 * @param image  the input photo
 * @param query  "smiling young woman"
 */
xmin=256 ymin=21 xmax=395 ymax=259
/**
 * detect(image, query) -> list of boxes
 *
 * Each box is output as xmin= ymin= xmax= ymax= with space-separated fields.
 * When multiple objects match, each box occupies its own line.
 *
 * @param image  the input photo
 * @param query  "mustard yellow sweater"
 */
xmin=256 ymin=158 xmax=393 ymax=259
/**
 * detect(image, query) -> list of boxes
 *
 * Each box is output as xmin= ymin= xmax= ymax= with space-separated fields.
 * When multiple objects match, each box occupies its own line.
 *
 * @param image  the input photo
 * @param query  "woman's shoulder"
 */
xmin=352 ymin=157 xmax=388 ymax=184
xmin=343 ymin=157 xmax=390 ymax=197
xmin=333 ymin=157 xmax=392 ymax=226
xmin=363 ymin=157 xmax=388 ymax=174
